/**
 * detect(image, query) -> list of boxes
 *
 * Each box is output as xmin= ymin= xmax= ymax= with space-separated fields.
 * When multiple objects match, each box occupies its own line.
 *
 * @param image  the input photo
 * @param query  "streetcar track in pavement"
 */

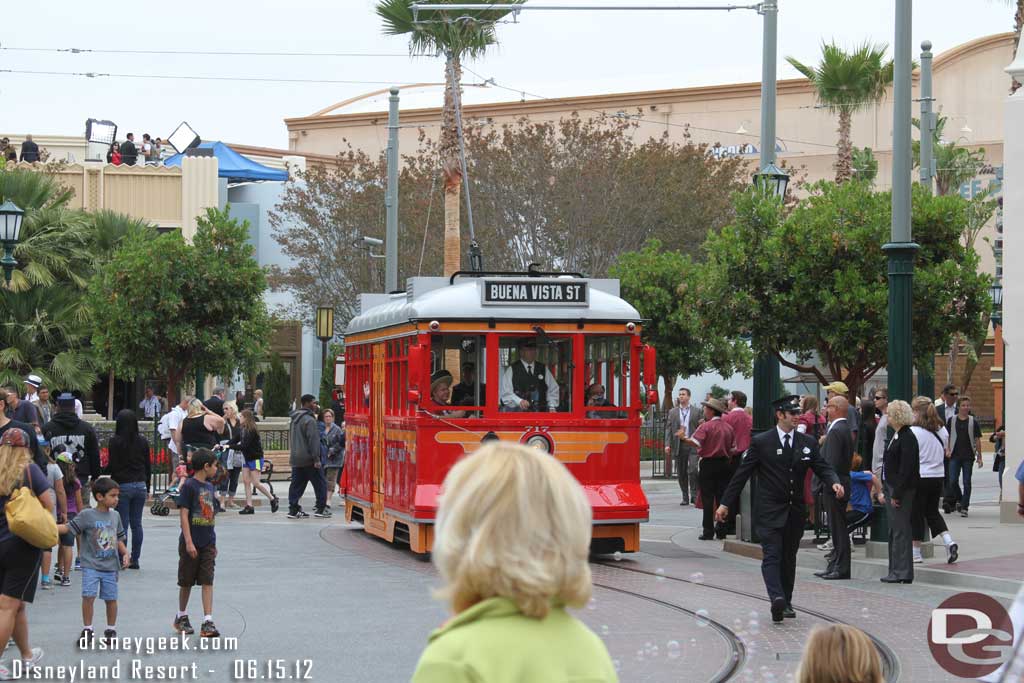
xmin=590 ymin=580 xmax=746 ymax=683
xmin=593 ymin=559 xmax=901 ymax=683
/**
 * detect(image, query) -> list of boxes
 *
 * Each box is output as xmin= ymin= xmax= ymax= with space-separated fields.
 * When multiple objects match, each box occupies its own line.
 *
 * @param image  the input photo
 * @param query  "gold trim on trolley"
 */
xmin=435 ymin=431 xmax=628 ymax=464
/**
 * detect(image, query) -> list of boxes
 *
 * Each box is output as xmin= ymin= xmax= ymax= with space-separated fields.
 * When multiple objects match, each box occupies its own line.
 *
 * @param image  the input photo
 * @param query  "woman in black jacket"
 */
xmin=230 ymin=409 xmax=278 ymax=515
xmin=106 ymin=409 xmax=151 ymax=568
xmin=879 ymin=400 xmax=919 ymax=584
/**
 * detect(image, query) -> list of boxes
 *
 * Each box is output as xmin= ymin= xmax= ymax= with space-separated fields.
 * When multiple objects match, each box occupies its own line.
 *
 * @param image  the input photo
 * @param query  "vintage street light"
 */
xmin=753 ymin=162 xmax=790 ymax=200
xmin=0 ymin=200 xmax=24 ymax=284
xmin=990 ymin=281 xmax=1004 ymax=327
xmin=315 ymin=306 xmax=335 ymax=391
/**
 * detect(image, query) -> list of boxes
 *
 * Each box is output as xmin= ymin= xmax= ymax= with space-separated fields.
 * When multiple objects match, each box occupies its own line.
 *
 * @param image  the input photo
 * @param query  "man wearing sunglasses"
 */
xmin=937 ymin=384 xmax=960 ymax=514
xmin=936 ymin=384 xmax=959 ymax=423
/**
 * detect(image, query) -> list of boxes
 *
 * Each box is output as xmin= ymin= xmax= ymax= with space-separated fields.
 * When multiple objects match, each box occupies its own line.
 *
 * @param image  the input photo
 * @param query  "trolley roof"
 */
xmin=346 ymin=276 xmax=641 ymax=336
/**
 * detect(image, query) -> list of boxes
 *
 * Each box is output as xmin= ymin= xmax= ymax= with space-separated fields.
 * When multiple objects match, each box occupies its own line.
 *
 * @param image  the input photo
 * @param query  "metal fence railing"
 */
xmin=641 ymin=412 xmax=672 ymax=478
xmin=91 ymin=424 xmax=291 ymax=493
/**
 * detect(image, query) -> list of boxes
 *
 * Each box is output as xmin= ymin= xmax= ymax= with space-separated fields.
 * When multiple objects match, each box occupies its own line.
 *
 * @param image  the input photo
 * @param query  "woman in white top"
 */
xmin=910 ymin=396 xmax=958 ymax=564
xmin=253 ymin=389 xmax=264 ymax=421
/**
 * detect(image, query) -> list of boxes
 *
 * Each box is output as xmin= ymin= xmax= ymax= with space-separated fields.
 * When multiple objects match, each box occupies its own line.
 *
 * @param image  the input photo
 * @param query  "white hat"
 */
xmin=24 ymin=374 xmax=42 ymax=389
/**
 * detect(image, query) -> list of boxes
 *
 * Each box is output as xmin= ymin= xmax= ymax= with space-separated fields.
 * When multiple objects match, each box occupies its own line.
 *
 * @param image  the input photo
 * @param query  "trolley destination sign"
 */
xmin=481 ymin=279 xmax=589 ymax=307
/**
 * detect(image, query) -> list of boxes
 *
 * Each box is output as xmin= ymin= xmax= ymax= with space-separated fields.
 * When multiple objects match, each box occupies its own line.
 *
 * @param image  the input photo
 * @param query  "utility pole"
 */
xmin=886 ymin=0 xmax=919 ymax=403
xmin=916 ymin=40 xmax=935 ymax=398
xmin=751 ymin=0 xmax=780 ymax=435
xmin=385 ymin=87 xmax=400 ymax=293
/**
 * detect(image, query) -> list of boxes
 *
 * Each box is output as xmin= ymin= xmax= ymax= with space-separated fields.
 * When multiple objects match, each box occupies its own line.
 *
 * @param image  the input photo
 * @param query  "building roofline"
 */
xmin=286 ymin=32 xmax=1015 ymax=131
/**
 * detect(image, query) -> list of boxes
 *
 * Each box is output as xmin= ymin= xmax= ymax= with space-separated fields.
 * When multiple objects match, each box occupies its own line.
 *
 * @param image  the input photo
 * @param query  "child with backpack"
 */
xmin=54 ymin=453 xmax=82 ymax=587
xmin=39 ymin=446 xmax=68 ymax=591
xmin=57 ymin=477 xmax=130 ymax=647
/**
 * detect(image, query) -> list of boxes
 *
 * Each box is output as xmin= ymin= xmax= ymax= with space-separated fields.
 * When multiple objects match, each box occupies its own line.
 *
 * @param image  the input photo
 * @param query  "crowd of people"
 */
xmin=0 ymin=374 xmax=350 ymax=676
xmin=0 ymin=136 xmax=44 ymax=164
xmin=105 ymin=133 xmax=166 ymax=166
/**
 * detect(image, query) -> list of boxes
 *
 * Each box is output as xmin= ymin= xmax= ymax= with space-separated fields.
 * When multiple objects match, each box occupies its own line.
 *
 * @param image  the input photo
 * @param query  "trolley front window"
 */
xmin=498 ymin=335 xmax=573 ymax=413
xmin=427 ymin=335 xmax=486 ymax=416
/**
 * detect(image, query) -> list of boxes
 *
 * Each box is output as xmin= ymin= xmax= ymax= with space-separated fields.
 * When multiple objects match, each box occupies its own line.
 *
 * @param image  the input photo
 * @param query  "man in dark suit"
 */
xmin=936 ymin=384 xmax=959 ymax=512
xmin=19 ymin=134 xmax=40 ymax=163
xmin=815 ymin=395 xmax=853 ymax=580
xmin=716 ymin=395 xmax=843 ymax=623
xmin=120 ymin=133 xmax=138 ymax=166
xmin=203 ymin=387 xmax=226 ymax=417
xmin=664 ymin=387 xmax=701 ymax=505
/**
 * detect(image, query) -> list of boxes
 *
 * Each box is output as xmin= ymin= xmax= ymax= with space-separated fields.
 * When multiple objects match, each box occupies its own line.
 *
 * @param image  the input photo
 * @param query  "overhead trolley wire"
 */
xmin=0 ymin=45 xmax=411 ymax=58
xmin=0 ymin=68 xmax=418 ymax=86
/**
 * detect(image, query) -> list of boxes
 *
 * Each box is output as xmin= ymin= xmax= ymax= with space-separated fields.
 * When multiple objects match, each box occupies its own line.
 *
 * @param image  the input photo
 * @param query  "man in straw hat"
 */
xmin=683 ymin=396 xmax=736 ymax=541
xmin=429 ymin=370 xmax=467 ymax=418
xmin=716 ymin=395 xmax=844 ymax=623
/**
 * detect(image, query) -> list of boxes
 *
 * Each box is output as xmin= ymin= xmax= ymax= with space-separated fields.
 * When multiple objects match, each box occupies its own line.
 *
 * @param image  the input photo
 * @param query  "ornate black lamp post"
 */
xmin=0 ymin=200 xmax=24 ymax=284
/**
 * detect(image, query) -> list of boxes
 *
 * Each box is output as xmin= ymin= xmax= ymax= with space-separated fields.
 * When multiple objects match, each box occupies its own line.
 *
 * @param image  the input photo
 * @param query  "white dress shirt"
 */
xmin=776 ymin=426 xmax=796 ymax=449
xmin=500 ymin=360 xmax=560 ymax=411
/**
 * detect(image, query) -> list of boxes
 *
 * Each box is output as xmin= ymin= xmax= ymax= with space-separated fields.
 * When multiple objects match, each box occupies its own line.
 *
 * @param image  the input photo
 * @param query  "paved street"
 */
xmin=9 ymin=467 xmax=1020 ymax=682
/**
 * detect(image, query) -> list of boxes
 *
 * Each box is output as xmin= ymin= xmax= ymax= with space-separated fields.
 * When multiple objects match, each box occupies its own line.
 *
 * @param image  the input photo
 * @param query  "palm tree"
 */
xmin=0 ymin=168 xmax=91 ymax=291
xmin=376 ymin=0 xmax=524 ymax=276
xmin=912 ymin=115 xmax=987 ymax=196
xmin=787 ymin=42 xmax=895 ymax=184
xmin=0 ymin=285 xmax=97 ymax=391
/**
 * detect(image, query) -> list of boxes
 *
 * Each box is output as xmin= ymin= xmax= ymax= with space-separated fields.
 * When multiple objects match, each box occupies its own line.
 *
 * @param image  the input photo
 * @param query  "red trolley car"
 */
xmin=342 ymin=271 xmax=656 ymax=554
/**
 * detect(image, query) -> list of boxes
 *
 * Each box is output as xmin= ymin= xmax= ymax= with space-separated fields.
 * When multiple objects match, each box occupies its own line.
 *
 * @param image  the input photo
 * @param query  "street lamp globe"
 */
xmin=0 ymin=200 xmax=25 ymax=284
xmin=315 ymin=306 xmax=335 ymax=342
xmin=989 ymin=281 xmax=1003 ymax=327
xmin=753 ymin=162 xmax=790 ymax=200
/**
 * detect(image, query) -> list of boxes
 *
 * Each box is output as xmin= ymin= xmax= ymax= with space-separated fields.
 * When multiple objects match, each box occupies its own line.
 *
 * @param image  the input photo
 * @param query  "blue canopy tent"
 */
xmin=163 ymin=141 xmax=289 ymax=183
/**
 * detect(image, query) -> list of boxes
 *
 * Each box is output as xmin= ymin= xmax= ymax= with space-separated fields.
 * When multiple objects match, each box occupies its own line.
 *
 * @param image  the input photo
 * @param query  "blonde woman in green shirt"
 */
xmin=412 ymin=442 xmax=616 ymax=683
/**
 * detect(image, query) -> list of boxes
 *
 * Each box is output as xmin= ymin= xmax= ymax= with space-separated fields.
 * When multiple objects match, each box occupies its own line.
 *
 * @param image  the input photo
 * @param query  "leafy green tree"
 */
xmin=88 ymin=207 xmax=271 ymax=403
xmin=698 ymin=181 xmax=990 ymax=398
xmin=376 ymin=0 xmax=524 ymax=275
xmin=851 ymin=147 xmax=878 ymax=185
xmin=271 ymin=117 xmax=745 ymax=323
xmin=318 ymin=342 xmax=345 ymax=408
xmin=264 ymin=353 xmax=291 ymax=417
xmin=609 ymin=240 xmax=751 ymax=408
xmin=708 ymin=384 xmax=730 ymax=400
xmin=786 ymin=42 xmax=895 ymax=183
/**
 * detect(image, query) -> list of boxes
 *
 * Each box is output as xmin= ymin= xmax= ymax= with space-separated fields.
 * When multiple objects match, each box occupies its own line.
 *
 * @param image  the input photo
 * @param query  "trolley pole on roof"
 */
xmin=385 ymin=86 xmax=400 ymax=293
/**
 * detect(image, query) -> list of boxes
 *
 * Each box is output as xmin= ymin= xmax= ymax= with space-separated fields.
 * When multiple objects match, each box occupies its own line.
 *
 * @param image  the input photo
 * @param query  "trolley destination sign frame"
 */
xmin=481 ymin=278 xmax=589 ymax=307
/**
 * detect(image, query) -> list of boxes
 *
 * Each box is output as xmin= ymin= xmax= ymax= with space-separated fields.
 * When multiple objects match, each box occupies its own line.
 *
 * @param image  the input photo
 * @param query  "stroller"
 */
xmin=150 ymin=443 xmax=229 ymax=516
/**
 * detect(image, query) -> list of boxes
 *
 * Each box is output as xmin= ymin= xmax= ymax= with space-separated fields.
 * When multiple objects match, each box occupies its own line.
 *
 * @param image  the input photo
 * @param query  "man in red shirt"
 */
xmin=723 ymin=390 xmax=753 ymax=456
xmin=684 ymin=397 xmax=736 ymax=540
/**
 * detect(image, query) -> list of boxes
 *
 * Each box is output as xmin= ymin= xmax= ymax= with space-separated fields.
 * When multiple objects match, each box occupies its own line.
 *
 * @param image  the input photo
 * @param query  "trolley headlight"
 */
xmin=626 ymin=322 xmax=637 ymax=332
xmin=525 ymin=435 xmax=551 ymax=452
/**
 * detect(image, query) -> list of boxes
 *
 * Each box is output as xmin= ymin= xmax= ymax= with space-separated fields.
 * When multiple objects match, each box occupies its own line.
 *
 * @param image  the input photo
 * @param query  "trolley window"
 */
xmin=584 ymin=336 xmax=631 ymax=418
xmin=498 ymin=334 xmax=573 ymax=413
xmin=427 ymin=335 xmax=486 ymax=416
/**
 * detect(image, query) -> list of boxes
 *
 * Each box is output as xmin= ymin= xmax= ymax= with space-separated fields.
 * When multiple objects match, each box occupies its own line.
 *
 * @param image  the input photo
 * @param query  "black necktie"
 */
xmin=783 ymin=434 xmax=792 ymax=455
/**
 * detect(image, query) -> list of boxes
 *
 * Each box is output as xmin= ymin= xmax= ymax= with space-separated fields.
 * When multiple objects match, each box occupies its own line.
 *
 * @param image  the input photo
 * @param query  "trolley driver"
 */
xmin=500 ymin=338 xmax=559 ymax=412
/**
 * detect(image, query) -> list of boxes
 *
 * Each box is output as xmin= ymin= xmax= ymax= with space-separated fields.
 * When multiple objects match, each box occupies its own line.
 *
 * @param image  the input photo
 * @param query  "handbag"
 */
xmin=5 ymin=466 xmax=59 ymax=549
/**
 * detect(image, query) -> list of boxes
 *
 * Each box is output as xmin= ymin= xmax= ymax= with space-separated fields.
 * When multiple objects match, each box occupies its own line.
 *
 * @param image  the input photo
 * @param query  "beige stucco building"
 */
xmin=285 ymin=32 xmax=1012 ymax=277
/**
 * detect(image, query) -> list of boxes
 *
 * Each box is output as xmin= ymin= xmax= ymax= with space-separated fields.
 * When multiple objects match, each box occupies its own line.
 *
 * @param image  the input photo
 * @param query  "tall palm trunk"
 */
xmin=441 ymin=54 xmax=463 ymax=276
xmin=835 ymin=109 xmax=853 ymax=183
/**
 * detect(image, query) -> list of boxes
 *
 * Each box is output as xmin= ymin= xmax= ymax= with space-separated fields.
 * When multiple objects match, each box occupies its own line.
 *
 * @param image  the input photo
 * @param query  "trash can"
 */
xmin=869 ymin=503 xmax=888 ymax=542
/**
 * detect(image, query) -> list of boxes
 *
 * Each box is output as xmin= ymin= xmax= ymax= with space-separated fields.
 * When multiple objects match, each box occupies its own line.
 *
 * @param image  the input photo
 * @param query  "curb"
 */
xmin=723 ymin=539 xmax=1022 ymax=596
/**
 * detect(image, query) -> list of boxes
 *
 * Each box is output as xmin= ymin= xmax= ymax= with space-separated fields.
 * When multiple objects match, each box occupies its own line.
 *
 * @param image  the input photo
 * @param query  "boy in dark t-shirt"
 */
xmin=174 ymin=449 xmax=220 ymax=638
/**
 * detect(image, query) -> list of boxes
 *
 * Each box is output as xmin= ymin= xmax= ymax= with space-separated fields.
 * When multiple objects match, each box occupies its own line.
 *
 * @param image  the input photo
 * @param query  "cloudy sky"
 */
xmin=1 ymin=1 xmax=1013 ymax=149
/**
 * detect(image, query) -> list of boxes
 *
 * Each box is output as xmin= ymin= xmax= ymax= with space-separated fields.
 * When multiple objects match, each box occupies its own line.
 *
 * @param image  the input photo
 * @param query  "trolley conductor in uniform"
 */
xmin=715 ymin=395 xmax=844 ymax=624
xmin=500 ymin=338 xmax=559 ymax=412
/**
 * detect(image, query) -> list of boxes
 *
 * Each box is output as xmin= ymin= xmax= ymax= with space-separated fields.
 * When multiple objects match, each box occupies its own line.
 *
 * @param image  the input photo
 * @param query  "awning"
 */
xmin=163 ymin=141 xmax=289 ymax=183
